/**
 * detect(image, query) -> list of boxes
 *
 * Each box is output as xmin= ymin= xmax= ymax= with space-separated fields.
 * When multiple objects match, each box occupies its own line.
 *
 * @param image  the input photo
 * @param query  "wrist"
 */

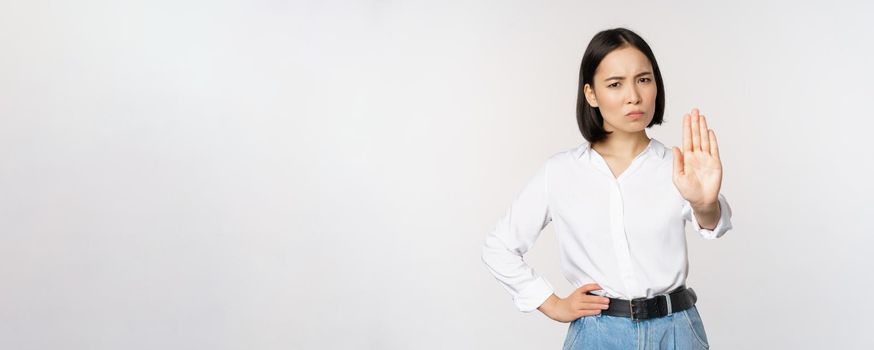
xmin=691 ymin=200 xmax=719 ymax=213
xmin=538 ymin=294 xmax=560 ymax=315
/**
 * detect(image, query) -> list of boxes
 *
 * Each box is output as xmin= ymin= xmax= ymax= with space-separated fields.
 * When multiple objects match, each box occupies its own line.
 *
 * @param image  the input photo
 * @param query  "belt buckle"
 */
xmin=628 ymin=297 xmax=646 ymax=321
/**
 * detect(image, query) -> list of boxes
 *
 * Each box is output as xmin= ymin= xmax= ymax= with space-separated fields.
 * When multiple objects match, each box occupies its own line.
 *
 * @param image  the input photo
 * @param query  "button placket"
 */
xmin=608 ymin=179 xmax=639 ymax=297
xmin=587 ymin=148 xmax=642 ymax=299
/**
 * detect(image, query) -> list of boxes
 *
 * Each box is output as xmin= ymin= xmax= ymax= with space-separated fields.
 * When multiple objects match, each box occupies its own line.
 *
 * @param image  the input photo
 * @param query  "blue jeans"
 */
xmin=562 ymin=305 xmax=710 ymax=350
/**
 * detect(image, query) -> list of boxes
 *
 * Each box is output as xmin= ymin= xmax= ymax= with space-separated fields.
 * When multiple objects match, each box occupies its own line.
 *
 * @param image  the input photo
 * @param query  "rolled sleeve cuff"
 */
xmin=514 ymin=276 xmax=555 ymax=313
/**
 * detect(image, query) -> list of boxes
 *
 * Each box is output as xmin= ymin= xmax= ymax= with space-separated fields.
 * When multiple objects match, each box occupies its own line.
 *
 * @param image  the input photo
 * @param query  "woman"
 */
xmin=481 ymin=27 xmax=733 ymax=349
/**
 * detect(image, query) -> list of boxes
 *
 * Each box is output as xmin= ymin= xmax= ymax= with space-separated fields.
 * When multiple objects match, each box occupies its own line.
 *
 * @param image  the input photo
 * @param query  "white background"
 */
xmin=1 ymin=0 xmax=873 ymax=348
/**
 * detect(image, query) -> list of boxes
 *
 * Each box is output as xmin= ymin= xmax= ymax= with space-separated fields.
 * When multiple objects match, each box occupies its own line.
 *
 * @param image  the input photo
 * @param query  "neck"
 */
xmin=592 ymin=131 xmax=651 ymax=158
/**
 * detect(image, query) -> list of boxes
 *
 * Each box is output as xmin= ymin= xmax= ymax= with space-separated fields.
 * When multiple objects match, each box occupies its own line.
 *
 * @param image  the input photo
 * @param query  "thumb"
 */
xmin=672 ymin=146 xmax=684 ymax=177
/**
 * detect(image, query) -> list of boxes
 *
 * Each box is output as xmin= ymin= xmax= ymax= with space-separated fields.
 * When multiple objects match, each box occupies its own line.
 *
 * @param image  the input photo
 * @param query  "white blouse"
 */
xmin=481 ymin=138 xmax=733 ymax=313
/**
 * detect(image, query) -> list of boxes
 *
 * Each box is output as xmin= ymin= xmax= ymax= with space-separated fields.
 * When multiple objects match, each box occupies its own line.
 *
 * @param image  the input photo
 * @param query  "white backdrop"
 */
xmin=2 ymin=0 xmax=873 ymax=349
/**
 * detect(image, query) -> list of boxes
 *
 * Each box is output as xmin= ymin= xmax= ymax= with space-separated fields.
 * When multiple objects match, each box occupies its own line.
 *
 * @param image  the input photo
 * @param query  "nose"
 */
xmin=626 ymin=86 xmax=641 ymax=104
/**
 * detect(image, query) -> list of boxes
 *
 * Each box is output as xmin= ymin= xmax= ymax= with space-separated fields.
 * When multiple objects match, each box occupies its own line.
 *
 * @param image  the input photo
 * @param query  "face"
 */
xmin=583 ymin=45 xmax=657 ymax=135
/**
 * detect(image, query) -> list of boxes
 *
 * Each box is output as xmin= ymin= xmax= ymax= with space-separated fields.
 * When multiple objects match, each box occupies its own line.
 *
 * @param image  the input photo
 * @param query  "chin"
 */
xmin=604 ymin=117 xmax=652 ymax=133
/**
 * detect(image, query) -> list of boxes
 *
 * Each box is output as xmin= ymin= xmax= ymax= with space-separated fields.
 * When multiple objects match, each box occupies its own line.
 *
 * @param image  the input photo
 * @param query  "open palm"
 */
xmin=671 ymin=108 xmax=722 ymax=207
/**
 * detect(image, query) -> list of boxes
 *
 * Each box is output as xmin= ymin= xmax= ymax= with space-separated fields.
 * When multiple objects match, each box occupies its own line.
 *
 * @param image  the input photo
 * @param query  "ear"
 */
xmin=584 ymin=83 xmax=599 ymax=107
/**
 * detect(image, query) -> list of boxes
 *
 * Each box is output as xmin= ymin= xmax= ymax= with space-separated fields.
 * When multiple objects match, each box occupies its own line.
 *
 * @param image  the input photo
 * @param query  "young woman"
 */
xmin=481 ymin=27 xmax=733 ymax=349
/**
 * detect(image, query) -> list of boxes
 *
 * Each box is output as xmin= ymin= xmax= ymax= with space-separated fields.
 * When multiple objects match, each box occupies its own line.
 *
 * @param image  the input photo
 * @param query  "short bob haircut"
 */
xmin=577 ymin=27 xmax=666 ymax=144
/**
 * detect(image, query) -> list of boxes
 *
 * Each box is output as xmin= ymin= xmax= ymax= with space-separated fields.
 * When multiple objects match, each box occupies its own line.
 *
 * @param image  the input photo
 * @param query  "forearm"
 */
xmin=691 ymin=200 xmax=721 ymax=230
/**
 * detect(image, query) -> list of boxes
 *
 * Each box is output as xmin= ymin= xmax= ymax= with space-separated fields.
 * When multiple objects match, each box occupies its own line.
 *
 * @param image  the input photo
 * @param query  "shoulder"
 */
xmin=542 ymin=142 xmax=587 ymax=167
xmin=650 ymin=138 xmax=674 ymax=162
xmin=533 ymin=142 xmax=588 ymax=178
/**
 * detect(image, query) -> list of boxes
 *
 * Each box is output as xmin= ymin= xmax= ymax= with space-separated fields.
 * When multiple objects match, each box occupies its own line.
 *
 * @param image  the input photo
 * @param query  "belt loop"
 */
xmin=628 ymin=299 xmax=635 ymax=321
xmin=663 ymin=294 xmax=673 ymax=315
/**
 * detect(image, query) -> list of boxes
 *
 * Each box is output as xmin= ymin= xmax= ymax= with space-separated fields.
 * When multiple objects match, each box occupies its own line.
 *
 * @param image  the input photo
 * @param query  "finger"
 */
xmin=577 ymin=283 xmax=602 ymax=293
xmin=709 ymin=129 xmax=720 ymax=160
xmin=578 ymin=309 xmax=603 ymax=317
xmin=690 ymin=108 xmax=701 ymax=151
xmin=672 ymin=146 xmax=684 ymax=176
xmin=682 ymin=113 xmax=692 ymax=152
xmin=577 ymin=302 xmax=610 ymax=310
xmin=699 ymin=114 xmax=710 ymax=154
xmin=580 ymin=293 xmax=611 ymax=304
xmin=576 ymin=284 xmax=610 ymax=304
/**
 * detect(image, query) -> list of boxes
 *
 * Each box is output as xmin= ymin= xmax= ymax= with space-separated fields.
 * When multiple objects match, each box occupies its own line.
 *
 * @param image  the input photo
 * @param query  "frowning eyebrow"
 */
xmin=603 ymin=71 xmax=653 ymax=82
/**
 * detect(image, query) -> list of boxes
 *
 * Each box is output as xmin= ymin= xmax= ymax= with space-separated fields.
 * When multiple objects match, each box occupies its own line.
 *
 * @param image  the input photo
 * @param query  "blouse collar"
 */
xmin=575 ymin=138 xmax=666 ymax=160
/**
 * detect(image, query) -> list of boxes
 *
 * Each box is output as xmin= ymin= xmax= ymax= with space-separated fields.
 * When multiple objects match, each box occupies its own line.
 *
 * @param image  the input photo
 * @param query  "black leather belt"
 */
xmin=586 ymin=285 xmax=697 ymax=321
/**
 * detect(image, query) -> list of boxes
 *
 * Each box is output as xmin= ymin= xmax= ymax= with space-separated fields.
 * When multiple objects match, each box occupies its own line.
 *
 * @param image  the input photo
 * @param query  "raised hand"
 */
xmin=671 ymin=108 xmax=722 ymax=207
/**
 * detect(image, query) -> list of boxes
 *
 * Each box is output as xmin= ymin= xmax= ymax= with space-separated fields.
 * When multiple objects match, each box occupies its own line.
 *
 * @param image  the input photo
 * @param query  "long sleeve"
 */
xmin=481 ymin=161 xmax=555 ymax=313
xmin=682 ymin=192 xmax=733 ymax=240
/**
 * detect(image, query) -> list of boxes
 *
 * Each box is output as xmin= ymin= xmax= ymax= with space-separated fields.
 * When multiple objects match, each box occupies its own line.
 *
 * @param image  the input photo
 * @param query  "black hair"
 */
xmin=576 ymin=27 xmax=665 ymax=144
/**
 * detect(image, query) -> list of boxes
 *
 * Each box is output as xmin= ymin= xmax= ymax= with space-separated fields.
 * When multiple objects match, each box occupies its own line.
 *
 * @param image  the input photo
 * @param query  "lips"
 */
xmin=626 ymin=111 xmax=644 ymax=116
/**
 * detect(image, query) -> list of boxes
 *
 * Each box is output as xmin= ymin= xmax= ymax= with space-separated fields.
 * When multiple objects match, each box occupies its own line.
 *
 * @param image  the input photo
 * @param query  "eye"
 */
xmin=639 ymin=77 xmax=652 ymax=83
xmin=608 ymin=82 xmax=620 ymax=88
